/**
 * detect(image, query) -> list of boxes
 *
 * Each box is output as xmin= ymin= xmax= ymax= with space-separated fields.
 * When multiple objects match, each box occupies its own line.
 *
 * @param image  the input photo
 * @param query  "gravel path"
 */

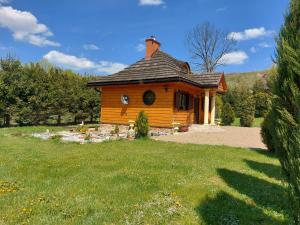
xmin=154 ymin=126 xmax=266 ymax=150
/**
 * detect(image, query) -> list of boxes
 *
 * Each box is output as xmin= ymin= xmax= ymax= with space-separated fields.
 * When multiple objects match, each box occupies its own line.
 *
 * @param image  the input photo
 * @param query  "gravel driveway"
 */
xmin=154 ymin=126 xmax=266 ymax=150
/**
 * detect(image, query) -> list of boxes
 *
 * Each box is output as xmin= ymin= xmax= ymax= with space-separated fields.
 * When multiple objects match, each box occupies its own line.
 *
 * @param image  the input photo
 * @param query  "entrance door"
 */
xmin=194 ymin=97 xmax=200 ymax=124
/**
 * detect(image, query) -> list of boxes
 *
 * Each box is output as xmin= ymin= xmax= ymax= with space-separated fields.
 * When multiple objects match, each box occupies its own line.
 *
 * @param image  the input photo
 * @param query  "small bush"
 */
xmin=261 ymin=110 xmax=275 ymax=152
xmin=221 ymin=103 xmax=235 ymax=125
xmin=135 ymin=111 xmax=149 ymax=138
xmin=240 ymin=97 xmax=255 ymax=127
xmin=51 ymin=135 xmax=62 ymax=141
xmin=254 ymin=92 xmax=271 ymax=117
xmin=215 ymin=95 xmax=223 ymax=119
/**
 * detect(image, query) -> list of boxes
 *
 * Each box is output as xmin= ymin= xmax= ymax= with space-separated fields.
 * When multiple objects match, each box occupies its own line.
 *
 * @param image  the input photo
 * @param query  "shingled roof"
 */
xmin=87 ymin=50 xmax=224 ymax=89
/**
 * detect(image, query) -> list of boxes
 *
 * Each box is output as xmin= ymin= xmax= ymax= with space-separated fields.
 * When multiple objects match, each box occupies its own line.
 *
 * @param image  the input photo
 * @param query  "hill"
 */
xmin=225 ymin=70 xmax=269 ymax=88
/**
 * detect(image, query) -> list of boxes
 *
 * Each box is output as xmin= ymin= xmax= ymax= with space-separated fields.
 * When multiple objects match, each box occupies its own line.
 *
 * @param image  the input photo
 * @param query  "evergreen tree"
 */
xmin=240 ymin=96 xmax=255 ymax=127
xmin=269 ymin=0 xmax=300 ymax=223
xmin=221 ymin=103 xmax=235 ymax=125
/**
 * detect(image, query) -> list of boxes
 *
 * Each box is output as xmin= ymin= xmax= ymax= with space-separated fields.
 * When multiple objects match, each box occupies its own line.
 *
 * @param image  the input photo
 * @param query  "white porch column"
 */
xmin=210 ymin=92 xmax=216 ymax=125
xmin=204 ymin=89 xmax=209 ymax=125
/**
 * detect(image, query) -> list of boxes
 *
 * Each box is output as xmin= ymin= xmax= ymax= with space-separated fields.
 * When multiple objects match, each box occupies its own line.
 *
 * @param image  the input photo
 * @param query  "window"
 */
xmin=143 ymin=90 xmax=156 ymax=105
xmin=174 ymin=91 xmax=193 ymax=110
xmin=121 ymin=95 xmax=129 ymax=105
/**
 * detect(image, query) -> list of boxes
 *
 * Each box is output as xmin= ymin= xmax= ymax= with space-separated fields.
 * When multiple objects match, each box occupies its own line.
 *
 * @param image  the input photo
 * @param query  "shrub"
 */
xmin=215 ymin=95 xmax=223 ymax=119
xmin=240 ymin=97 xmax=255 ymax=127
xmin=135 ymin=111 xmax=149 ymax=138
xmin=253 ymin=92 xmax=271 ymax=117
xmin=261 ymin=110 xmax=275 ymax=152
xmin=51 ymin=135 xmax=62 ymax=141
xmin=221 ymin=103 xmax=235 ymax=125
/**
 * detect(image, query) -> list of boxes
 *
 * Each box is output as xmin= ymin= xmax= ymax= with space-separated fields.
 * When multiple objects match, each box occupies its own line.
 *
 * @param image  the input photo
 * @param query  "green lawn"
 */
xmin=0 ymin=127 xmax=291 ymax=224
xmin=232 ymin=117 xmax=264 ymax=127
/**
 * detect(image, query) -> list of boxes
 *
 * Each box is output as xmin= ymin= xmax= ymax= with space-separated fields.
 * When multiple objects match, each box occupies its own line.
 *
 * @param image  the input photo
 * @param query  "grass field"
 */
xmin=0 ymin=126 xmax=291 ymax=224
xmin=232 ymin=117 xmax=264 ymax=127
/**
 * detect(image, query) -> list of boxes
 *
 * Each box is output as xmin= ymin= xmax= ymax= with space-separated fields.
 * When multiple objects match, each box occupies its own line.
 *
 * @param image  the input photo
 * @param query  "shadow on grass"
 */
xmin=218 ymin=169 xmax=287 ymax=213
xmin=197 ymin=191 xmax=285 ymax=225
xmin=250 ymin=148 xmax=278 ymax=159
xmin=244 ymin=159 xmax=282 ymax=181
xmin=197 ymin=168 xmax=290 ymax=224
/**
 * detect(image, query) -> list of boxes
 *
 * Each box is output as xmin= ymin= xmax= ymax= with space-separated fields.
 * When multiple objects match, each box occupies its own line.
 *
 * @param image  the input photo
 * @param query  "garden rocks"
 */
xmin=31 ymin=124 xmax=172 ymax=143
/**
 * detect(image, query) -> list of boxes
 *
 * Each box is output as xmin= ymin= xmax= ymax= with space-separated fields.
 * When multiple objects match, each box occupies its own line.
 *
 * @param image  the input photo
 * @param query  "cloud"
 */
xmin=0 ymin=6 xmax=60 ymax=47
xmin=136 ymin=43 xmax=145 ymax=52
xmin=258 ymin=42 xmax=272 ymax=48
xmin=44 ymin=51 xmax=95 ymax=70
xmin=43 ymin=50 xmax=127 ymax=74
xmin=0 ymin=0 xmax=10 ymax=4
xmin=220 ymin=51 xmax=248 ymax=65
xmin=250 ymin=42 xmax=273 ymax=54
xmin=228 ymin=27 xmax=274 ymax=41
xmin=96 ymin=61 xmax=128 ymax=74
xmin=216 ymin=7 xmax=227 ymax=13
xmin=139 ymin=0 xmax=164 ymax=6
xmin=250 ymin=47 xmax=257 ymax=53
xmin=83 ymin=44 xmax=100 ymax=50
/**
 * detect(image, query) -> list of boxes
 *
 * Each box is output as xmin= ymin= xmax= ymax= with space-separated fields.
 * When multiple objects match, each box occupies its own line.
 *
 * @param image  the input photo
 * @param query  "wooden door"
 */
xmin=194 ymin=97 xmax=200 ymax=124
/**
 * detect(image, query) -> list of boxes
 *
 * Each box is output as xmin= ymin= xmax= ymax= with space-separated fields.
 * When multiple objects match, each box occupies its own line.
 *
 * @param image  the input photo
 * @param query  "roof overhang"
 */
xmin=87 ymin=76 xmax=219 ymax=89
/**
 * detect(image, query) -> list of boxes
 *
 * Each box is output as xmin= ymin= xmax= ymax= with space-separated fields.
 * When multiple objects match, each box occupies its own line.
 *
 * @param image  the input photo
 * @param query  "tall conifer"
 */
xmin=272 ymin=0 xmax=300 ymax=223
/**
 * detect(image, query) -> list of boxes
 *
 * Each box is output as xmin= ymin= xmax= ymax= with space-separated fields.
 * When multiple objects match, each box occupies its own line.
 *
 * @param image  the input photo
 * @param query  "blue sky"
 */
xmin=0 ymin=0 xmax=289 ymax=75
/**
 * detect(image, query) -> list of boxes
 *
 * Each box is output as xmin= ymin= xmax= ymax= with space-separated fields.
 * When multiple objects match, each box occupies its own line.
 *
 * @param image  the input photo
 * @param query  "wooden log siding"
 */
xmin=100 ymin=82 xmax=218 ymax=127
xmin=101 ymin=83 xmax=174 ymax=127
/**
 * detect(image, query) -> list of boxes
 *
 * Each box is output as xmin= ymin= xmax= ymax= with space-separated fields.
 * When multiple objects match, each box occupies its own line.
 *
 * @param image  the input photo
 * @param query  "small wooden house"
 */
xmin=88 ymin=37 xmax=227 ymax=128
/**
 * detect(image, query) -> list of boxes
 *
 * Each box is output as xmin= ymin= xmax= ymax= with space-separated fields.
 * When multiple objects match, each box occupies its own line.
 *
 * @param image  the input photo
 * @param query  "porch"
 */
xmin=173 ymin=87 xmax=218 ymax=126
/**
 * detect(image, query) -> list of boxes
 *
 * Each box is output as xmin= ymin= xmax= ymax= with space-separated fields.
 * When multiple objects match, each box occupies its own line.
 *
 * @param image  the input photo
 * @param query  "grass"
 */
xmin=0 ymin=126 xmax=291 ymax=224
xmin=232 ymin=117 xmax=264 ymax=127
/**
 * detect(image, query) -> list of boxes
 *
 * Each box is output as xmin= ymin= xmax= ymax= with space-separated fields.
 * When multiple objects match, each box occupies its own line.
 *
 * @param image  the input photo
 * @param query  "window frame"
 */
xmin=143 ymin=90 xmax=156 ymax=106
xmin=174 ymin=90 xmax=193 ymax=111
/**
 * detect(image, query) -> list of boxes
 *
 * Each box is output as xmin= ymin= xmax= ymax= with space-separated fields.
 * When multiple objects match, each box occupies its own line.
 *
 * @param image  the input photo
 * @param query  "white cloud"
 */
xmin=139 ymin=0 xmax=164 ymax=6
xmin=136 ymin=43 xmax=145 ymax=52
xmin=44 ymin=51 xmax=95 ymax=70
xmin=96 ymin=61 xmax=128 ymax=74
xmin=228 ymin=27 xmax=274 ymax=41
xmin=250 ymin=47 xmax=257 ymax=53
xmin=0 ymin=0 xmax=10 ymax=5
xmin=220 ymin=51 xmax=248 ymax=65
xmin=43 ymin=50 xmax=127 ymax=74
xmin=83 ymin=44 xmax=100 ymax=50
xmin=0 ymin=6 xmax=60 ymax=47
xmin=258 ymin=42 xmax=272 ymax=48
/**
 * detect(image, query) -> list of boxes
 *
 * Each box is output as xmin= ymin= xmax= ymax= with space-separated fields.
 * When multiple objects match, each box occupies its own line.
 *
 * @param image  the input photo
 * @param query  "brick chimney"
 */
xmin=145 ymin=36 xmax=161 ymax=60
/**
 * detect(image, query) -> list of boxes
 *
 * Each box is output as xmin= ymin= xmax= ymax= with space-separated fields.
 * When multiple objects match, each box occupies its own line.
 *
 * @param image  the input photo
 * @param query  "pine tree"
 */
xmin=270 ymin=0 xmax=300 ymax=223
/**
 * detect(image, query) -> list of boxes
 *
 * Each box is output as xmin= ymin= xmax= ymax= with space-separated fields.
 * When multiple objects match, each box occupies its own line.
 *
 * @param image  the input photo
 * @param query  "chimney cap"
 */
xmin=145 ymin=36 xmax=161 ymax=45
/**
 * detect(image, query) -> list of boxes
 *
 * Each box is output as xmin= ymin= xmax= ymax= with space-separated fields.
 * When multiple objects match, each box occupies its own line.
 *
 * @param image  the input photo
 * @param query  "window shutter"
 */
xmin=188 ymin=95 xmax=193 ymax=110
xmin=174 ymin=91 xmax=180 ymax=109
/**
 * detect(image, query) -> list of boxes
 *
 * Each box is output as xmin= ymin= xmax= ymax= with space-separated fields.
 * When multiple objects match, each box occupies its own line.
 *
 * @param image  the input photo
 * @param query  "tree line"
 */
xmin=215 ymin=72 xmax=274 ymax=127
xmin=0 ymin=56 xmax=100 ymax=127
